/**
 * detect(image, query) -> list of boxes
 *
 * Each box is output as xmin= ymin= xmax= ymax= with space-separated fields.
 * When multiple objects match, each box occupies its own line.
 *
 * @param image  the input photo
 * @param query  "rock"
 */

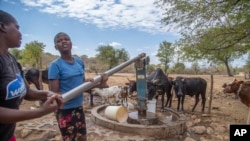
xmin=20 ymin=129 xmax=32 ymax=138
xmin=184 ymin=137 xmax=196 ymax=141
xmin=190 ymin=115 xmax=197 ymax=119
xmin=186 ymin=121 xmax=193 ymax=128
xmin=200 ymin=136 xmax=210 ymax=141
xmin=191 ymin=126 xmax=206 ymax=134
xmin=215 ymin=134 xmax=224 ymax=140
xmin=34 ymin=101 xmax=41 ymax=107
xmin=193 ymin=118 xmax=201 ymax=124
xmin=215 ymin=125 xmax=226 ymax=132
xmin=30 ymin=106 xmax=37 ymax=110
xmin=210 ymin=123 xmax=217 ymax=127
xmin=223 ymin=135 xmax=229 ymax=140
xmin=49 ymin=135 xmax=61 ymax=141
xmin=206 ymin=127 xmax=213 ymax=135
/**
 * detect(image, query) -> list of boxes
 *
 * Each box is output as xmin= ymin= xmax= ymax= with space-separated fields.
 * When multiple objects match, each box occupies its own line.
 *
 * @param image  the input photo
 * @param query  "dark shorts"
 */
xmin=56 ymin=106 xmax=86 ymax=141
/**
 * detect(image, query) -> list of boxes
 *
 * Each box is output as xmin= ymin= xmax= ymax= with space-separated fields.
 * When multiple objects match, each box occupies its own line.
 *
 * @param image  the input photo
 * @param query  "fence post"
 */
xmin=208 ymin=74 xmax=213 ymax=114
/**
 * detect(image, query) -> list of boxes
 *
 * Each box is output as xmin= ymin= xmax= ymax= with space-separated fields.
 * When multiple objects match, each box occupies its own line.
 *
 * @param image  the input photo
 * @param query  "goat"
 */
xmin=91 ymin=85 xmax=123 ymax=105
xmin=120 ymin=86 xmax=129 ymax=107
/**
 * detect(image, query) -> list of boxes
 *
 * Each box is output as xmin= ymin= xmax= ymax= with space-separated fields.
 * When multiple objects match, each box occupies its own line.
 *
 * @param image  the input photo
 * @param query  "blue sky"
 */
xmin=0 ymin=0 xmax=181 ymax=65
xmin=1 ymin=0 xmax=246 ymax=68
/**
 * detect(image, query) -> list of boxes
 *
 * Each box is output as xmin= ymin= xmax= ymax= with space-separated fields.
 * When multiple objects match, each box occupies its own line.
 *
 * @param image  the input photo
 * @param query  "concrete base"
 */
xmin=91 ymin=105 xmax=187 ymax=138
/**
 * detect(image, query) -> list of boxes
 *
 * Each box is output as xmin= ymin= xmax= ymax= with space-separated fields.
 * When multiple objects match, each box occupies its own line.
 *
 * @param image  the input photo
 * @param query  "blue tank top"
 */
xmin=48 ymin=57 xmax=85 ymax=109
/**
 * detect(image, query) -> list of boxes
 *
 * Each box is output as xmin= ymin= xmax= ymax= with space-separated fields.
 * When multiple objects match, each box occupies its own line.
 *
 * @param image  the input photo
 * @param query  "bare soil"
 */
xmin=15 ymin=73 xmax=249 ymax=141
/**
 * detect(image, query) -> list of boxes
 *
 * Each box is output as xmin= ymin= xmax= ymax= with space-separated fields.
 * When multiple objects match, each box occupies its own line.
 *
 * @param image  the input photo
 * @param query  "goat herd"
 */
xmin=24 ymin=68 xmax=250 ymax=120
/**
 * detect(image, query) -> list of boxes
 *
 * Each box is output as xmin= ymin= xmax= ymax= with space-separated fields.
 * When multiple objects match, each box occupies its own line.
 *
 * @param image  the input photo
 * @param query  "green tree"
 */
xmin=191 ymin=61 xmax=200 ymax=74
xmin=180 ymin=27 xmax=246 ymax=76
xmin=156 ymin=41 xmax=174 ymax=74
xmin=21 ymin=41 xmax=45 ymax=68
xmin=156 ymin=0 xmax=250 ymax=47
xmin=147 ymin=64 xmax=156 ymax=75
xmin=172 ymin=62 xmax=185 ymax=74
xmin=96 ymin=45 xmax=129 ymax=69
xmin=9 ymin=48 xmax=22 ymax=61
xmin=156 ymin=0 xmax=250 ymax=76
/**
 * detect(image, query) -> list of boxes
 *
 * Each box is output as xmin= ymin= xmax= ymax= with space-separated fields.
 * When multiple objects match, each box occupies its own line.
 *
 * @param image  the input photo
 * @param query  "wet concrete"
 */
xmin=127 ymin=111 xmax=159 ymax=125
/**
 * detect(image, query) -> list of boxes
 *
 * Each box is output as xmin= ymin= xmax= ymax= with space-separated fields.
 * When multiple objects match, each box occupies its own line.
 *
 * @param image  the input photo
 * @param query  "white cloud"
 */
xmin=72 ymin=45 xmax=78 ymax=49
xmin=109 ymin=42 xmax=121 ymax=47
xmin=20 ymin=0 xmax=173 ymax=34
xmin=22 ymin=33 xmax=30 ymax=37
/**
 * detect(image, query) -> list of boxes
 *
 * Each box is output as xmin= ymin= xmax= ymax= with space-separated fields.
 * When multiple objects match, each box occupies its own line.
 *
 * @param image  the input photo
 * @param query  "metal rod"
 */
xmin=62 ymin=53 xmax=146 ymax=102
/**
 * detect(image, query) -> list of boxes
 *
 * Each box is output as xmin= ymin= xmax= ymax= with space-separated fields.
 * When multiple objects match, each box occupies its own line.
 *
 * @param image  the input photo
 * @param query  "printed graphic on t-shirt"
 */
xmin=6 ymin=74 xmax=26 ymax=100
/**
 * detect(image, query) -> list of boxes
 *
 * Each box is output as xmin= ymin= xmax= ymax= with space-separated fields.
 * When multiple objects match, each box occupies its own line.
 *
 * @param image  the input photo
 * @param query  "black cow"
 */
xmin=127 ymin=68 xmax=172 ymax=112
xmin=173 ymin=77 xmax=207 ymax=112
xmin=147 ymin=68 xmax=172 ymax=110
xmin=24 ymin=68 xmax=48 ymax=90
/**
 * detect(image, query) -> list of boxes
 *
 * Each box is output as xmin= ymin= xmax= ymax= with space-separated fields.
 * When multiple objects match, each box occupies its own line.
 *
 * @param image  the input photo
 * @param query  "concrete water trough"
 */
xmin=91 ymin=105 xmax=187 ymax=138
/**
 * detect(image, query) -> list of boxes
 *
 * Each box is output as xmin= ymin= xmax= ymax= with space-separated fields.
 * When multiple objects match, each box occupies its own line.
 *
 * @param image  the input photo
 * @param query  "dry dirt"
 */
xmin=15 ymin=73 xmax=249 ymax=141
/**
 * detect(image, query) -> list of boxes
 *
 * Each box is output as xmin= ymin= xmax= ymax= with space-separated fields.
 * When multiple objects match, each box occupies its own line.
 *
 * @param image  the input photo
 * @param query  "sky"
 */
xmin=0 ymin=0 xmax=246 ymax=68
xmin=0 ymin=0 xmax=181 ymax=65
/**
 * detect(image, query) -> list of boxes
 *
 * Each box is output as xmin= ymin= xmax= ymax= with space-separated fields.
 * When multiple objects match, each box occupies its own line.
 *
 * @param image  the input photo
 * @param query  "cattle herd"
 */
xmin=23 ymin=67 xmax=250 ymax=122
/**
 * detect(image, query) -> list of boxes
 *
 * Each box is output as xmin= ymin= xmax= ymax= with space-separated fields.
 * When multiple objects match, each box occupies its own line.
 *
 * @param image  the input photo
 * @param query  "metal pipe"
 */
xmin=62 ymin=53 xmax=146 ymax=102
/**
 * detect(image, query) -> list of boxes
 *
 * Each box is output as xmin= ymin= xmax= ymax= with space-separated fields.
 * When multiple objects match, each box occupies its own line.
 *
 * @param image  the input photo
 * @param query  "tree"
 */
xmin=9 ymin=48 xmax=22 ymax=61
xmin=147 ymin=64 xmax=156 ymax=75
xmin=156 ymin=41 xmax=174 ymax=74
xmin=156 ymin=0 xmax=250 ymax=47
xmin=191 ymin=61 xmax=200 ymax=74
xmin=172 ymin=62 xmax=185 ymax=74
xmin=180 ymin=27 xmax=247 ymax=76
xmin=96 ymin=45 xmax=129 ymax=69
xmin=21 ymin=41 xmax=45 ymax=68
xmin=156 ymin=0 xmax=250 ymax=76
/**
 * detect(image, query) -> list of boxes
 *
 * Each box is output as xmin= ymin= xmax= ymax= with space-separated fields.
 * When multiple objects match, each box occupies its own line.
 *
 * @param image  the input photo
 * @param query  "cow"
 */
xmin=222 ymin=81 xmax=239 ymax=99
xmin=173 ymin=77 xmax=207 ymax=112
xmin=147 ymin=68 xmax=172 ymax=110
xmin=222 ymin=78 xmax=250 ymax=124
xmin=24 ymin=68 xmax=48 ymax=90
xmin=126 ymin=68 xmax=172 ymax=112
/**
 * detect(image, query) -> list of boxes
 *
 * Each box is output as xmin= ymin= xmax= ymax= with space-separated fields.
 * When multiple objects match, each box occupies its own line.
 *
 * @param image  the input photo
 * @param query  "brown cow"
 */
xmin=223 ymin=78 xmax=250 ymax=123
xmin=222 ymin=81 xmax=239 ymax=99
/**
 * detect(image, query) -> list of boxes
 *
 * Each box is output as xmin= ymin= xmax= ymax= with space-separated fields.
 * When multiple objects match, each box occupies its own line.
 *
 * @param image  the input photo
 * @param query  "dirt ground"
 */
xmin=15 ymin=73 xmax=249 ymax=141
